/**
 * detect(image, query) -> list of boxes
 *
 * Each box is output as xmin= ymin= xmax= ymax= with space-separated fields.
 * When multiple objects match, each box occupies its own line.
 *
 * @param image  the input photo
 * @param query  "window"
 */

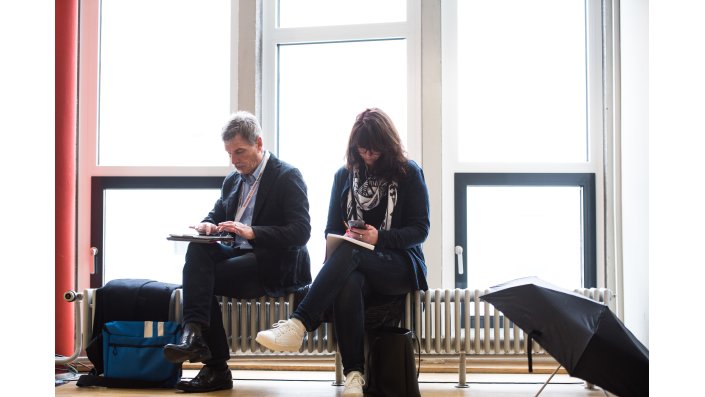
xmin=278 ymin=0 xmax=406 ymax=28
xmin=444 ymin=0 xmax=606 ymax=290
xmin=80 ymin=0 xmax=611 ymax=292
xmin=98 ymin=0 xmax=232 ymax=166
xmin=83 ymin=0 xmax=419 ymax=286
xmin=88 ymin=177 xmax=235 ymax=289
xmin=263 ymin=0 xmax=421 ymax=277
xmin=90 ymin=178 xmax=223 ymax=287
xmin=79 ymin=0 xmax=236 ymax=287
xmin=455 ymin=0 xmax=589 ymax=163
xmin=454 ymin=173 xmax=596 ymax=289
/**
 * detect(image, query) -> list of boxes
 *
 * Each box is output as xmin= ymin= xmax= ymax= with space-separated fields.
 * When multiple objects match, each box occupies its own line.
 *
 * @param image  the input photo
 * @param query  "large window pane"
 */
xmin=102 ymin=188 xmax=219 ymax=285
xmin=456 ymin=0 xmax=587 ymax=162
xmin=278 ymin=0 xmax=406 ymax=28
xmin=98 ymin=0 xmax=231 ymax=166
xmin=465 ymin=186 xmax=583 ymax=289
xmin=454 ymin=173 xmax=596 ymax=290
xmin=277 ymin=40 xmax=407 ymax=276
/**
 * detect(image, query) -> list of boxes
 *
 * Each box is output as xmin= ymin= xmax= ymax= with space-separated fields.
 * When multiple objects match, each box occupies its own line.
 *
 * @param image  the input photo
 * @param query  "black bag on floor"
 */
xmin=77 ymin=279 xmax=182 ymax=389
xmin=364 ymin=326 xmax=421 ymax=397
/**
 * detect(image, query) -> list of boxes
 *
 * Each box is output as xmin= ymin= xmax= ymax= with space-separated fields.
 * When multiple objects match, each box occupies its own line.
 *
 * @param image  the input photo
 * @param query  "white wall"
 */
xmin=650 ymin=0 xmax=705 ymax=390
xmin=619 ymin=0 xmax=649 ymax=347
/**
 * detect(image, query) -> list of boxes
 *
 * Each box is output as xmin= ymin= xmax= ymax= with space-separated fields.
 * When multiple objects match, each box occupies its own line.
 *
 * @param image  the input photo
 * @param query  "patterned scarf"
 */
xmin=346 ymin=166 xmax=398 ymax=231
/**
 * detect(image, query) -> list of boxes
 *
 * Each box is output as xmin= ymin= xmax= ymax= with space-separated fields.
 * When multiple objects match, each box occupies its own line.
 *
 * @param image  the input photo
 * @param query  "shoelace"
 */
xmin=271 ymin=320 xmax=298 ymax=335
xmin=346 ymin=374 xmax=365 ymax=388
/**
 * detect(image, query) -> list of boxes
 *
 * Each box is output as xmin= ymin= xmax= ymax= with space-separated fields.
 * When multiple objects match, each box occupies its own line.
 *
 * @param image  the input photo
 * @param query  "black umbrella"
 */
xmin=481 ymin=276 xmax=648 ymax=397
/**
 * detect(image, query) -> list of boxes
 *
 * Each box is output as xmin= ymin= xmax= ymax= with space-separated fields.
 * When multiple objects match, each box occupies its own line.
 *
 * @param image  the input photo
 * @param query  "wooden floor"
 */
xmin=55 ymin=369 xmax=612 ymax=396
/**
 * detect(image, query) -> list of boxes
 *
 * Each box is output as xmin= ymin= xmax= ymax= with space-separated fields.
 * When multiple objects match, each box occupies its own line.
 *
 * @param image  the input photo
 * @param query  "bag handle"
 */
xmin=411 ymin=330 xmax=421 ymax=379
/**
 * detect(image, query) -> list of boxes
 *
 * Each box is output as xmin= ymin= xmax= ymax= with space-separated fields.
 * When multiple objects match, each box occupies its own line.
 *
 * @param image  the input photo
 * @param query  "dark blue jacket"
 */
xmin=324 ymin=160 xmax=429 ymax=291
xmin=203 ymin=153 xmax=312 ymax=296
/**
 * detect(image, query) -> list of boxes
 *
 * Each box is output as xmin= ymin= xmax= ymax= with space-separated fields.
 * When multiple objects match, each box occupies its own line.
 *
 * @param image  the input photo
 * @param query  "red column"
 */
xmin=56 ymin=0 xmax=79 ymax=357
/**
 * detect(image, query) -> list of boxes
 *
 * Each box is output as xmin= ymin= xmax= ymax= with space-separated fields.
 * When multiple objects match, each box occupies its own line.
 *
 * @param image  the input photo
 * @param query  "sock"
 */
xmin=345 ymin=370 xmax=364 ymax=378
xmin=205 ymin=361 xmax=228 ymax=371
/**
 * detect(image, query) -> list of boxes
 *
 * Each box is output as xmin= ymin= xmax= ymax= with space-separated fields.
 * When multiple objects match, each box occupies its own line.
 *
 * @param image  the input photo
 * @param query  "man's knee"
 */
xmin=184 ymin=245 xmax=204 ymax=267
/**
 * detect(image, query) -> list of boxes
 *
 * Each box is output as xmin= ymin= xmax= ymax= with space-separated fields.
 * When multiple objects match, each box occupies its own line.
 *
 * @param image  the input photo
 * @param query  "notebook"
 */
xmin=167 ymin=233 xmax=235 ymax=243
xmin=324 ymin=233 xmax=374 ymax=262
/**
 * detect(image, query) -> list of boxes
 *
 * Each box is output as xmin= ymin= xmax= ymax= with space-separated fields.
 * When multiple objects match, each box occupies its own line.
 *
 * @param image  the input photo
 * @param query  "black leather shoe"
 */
xmin=163 ymin=322 xmax=212 ymax=363
xmin=176 ymin=365 xmax=233 ymax=393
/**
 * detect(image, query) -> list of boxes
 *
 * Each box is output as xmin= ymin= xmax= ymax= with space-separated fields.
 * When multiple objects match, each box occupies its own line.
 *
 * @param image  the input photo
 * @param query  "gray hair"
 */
xmin=221 ymin=111 xmax=261 ymax=145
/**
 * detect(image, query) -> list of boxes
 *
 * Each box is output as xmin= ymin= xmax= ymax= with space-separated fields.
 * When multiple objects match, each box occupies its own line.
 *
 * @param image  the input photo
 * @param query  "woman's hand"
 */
xmin=349 ymin=224 xmax=378 ymax=245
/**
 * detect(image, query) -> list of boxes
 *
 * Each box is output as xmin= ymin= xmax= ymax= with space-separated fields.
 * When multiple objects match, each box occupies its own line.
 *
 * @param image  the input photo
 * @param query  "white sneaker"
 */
xmin=343 ymin=371 xmax=365 ymax=397
xmin=255 ymin=319 xmax=305 ymax=352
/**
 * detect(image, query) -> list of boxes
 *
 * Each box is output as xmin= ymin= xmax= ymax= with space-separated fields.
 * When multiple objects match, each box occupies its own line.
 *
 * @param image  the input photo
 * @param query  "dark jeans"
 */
xmin=182 ymin=242 xmax=266 ymax=366
xmin=292 ymin=242 xmax=414 ymax=375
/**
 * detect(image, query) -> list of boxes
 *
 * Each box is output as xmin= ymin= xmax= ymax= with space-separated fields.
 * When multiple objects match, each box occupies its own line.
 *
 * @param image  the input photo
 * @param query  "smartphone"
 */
xmin=348 ymin=219 xmax=366 ymax=229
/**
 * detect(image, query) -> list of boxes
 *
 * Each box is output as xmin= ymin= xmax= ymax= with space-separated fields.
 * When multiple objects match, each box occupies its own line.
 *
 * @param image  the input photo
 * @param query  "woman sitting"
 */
xmin=256 ymin=108 xmax=430 ymax=397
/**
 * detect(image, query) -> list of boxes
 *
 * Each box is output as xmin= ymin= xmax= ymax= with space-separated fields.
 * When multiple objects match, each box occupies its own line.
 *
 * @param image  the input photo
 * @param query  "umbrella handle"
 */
xmin=526 ymin=330 xmax=542 ymax=373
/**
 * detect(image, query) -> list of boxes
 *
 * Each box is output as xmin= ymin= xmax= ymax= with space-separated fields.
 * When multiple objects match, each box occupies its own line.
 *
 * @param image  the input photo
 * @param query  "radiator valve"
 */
xmin=63 ymin=290 xmax=83 ymax=302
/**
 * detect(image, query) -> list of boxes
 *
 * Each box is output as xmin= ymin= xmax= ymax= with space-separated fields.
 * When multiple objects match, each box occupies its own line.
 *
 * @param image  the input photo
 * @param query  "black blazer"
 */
xmin=324 ymin=160 xmax=430 ymax=291
xmin=203 ymin=153 xmax=312 ymax=296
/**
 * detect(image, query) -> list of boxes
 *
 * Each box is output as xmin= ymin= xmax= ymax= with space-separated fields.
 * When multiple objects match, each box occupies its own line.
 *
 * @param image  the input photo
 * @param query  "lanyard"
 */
xmin=234 ymin=151 xmax=270 ymax=222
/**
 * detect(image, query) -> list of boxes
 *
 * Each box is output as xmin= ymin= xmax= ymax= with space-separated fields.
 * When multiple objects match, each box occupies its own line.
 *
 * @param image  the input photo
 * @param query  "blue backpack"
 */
xmin=78 ymin=320 xmax=182 ymax=388
xmin=105 ymin=321 xmax=181 ymax=384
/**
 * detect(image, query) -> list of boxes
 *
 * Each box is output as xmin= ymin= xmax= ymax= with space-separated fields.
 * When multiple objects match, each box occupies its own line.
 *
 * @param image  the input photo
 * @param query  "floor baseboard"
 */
xmin=68 ymin=353 xmax=565 ymax=375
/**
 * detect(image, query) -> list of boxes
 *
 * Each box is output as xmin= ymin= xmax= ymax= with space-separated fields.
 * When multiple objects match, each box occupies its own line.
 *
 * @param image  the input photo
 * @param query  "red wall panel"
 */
xmin=55 ymin=0 xmax=79 ymax=357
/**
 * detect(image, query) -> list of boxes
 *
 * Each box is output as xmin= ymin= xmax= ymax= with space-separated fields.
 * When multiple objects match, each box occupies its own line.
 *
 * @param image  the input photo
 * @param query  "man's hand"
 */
xmin=218 ymin=221 xmax=255 ymax=240
xmin=190 ymin=222 xmax=219 ymax=235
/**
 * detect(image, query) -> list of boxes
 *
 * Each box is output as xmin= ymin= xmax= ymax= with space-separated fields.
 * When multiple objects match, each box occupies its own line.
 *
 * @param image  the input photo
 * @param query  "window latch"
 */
xmin=454 ymin=246 xmax=464 ymax=275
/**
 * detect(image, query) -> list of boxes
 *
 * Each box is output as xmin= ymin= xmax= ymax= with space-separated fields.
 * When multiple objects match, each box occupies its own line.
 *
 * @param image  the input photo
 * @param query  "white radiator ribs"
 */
xmin=402 ymin=288 xmax=612 ymax=355
xmin=222 ymin=287 xmax=612 ymax=387
xmin=405 ymin=288 xmax=537 ymax=355
xmin=225 ymin=295 xmax=337 ymax=354
xmin=224 ymin=287 xmax=612 ymax=356
xmin=66 ymin=286 xmax=612 ymax=387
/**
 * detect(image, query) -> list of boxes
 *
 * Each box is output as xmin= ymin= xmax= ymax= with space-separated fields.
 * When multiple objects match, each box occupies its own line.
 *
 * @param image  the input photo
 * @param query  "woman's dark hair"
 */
xmin=345 ymin=108 xmax=408 ymax=181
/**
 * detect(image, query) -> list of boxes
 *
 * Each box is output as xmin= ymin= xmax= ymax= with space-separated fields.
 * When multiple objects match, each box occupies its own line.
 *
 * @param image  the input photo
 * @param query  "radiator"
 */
xmin=220 ymin=294 xmax=343 ymax=384
xmin=224 ymin=295 xmax=337 ymax=354
xmin=224 ymin=288 xmax=612 ymax=356
xmin=402 ymin=288 xmax=613 ymax=355
xmin=58 ymin=288 xmax=184 ymax=365
xmin=222 ymin=287 xmax=612 ymax=387
xmin=60 ymin=286 xmax=612 ymax=387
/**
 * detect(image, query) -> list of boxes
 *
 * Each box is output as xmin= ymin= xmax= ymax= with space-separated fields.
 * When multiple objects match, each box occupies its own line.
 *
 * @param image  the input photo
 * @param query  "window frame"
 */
xmin=261 ymin=0 xmax=422 ymax=160
xmin=260 ymin=0 xmax=422 ymax=277
xmin=89 ymin=176 xmax=224 ymax=288
xmin=453 ymin=172 xmax=597 ymax=289
xmin=78 ymin=0 xmax=239 ymax=177
xmin=76 ymin=0 xmax=616 ymax=294
xmin=441 ymin=0 xmax=608 ymax=289
xmin=77 ymin=0 xmax=239 ymax=288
